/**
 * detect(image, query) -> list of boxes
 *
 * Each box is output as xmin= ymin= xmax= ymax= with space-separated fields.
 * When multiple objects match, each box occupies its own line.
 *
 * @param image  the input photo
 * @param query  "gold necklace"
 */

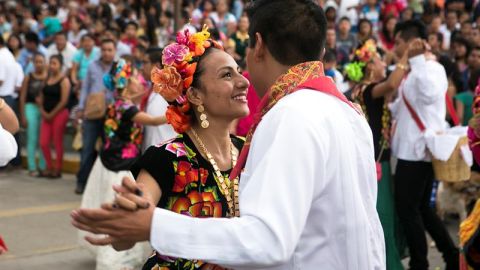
xmin=189 ymin=129 xmax=240 ymax=217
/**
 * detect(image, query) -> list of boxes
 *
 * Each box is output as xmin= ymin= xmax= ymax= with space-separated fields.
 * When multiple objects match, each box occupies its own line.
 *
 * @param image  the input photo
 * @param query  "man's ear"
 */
xmin=186 ymin=87 xmax=203 ymax=106
xmin=253 ymin=32 xmax=266 ymax=62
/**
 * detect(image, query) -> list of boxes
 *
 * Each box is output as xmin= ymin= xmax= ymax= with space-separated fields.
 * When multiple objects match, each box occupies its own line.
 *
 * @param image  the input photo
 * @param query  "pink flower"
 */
xmin=166 ymin=142 xmax=187 ymax=157
xmin=162 ymin=44 xmax=189 ymax=66
xmin=121 ymin=143 xmax=138 ymax=159
xmin=176 ymin=29 xmax=191 ymax=46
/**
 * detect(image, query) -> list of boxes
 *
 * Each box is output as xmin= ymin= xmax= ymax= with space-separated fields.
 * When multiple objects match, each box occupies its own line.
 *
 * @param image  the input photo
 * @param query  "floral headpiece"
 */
xmin=355 ymin=39 xmax=377 ymax=63
xmin=345 ymin=39 xmax=378 ymax=82
xmin=103 ymin=59 xmax=133 ymax=91
xmin=151 ymin=25 xmax=223 ymax=133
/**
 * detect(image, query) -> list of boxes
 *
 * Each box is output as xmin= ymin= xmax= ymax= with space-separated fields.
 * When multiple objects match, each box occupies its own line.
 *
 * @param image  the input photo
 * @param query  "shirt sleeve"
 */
xmin=0 ymin=58 xmax=6 ymax=82
xmin=78 ymin=64 xmax=92 ymax=109
xmin=0 ymin=123 xmax=18 ymax=166
xmin=408 ymin=55 xmax=448 ymax=105
xmin=150 ymin=105 xmax=324 ymax=268
xmin=15 ymin=64 xmax=24 ymax=88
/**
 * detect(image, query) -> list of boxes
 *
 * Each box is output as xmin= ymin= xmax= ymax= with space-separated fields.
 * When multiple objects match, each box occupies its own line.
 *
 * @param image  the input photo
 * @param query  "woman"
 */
xmin=66 ymin=15 xmax=88 ymax=47
xmin=210 ymin=0 xmax=237 ymax=35
xmin=345 ymin=39 xmax=410 ymax=270
xmin=79 ymin=59 xmax=167 ymax=270
xmin=227 ymin=15 xmax=249 ymax=69
xmin=38 ymin=55 xmax=71 ymax=178
xmin=379 ymin=16 xmax=397 ymax=51
xmin=115 ymin=27 xmax=249 ymax=269
xmin=19 ymin=53 xmax=47 ymax=177
xmin=7 ymin=34 xmax=22 ymax=60
xmin=357 ymin=18 xmax=374 ymax=44
xmin=70 ymin=34 xmax=100 ymax=94
xmin=451 ymin=37 xmax=472 ymax=92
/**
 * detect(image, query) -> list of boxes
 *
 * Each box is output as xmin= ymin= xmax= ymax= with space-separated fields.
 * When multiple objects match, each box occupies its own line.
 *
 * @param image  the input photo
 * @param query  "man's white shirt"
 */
xmin=149 ymin=90 xmax=386 ymax=269
xmin=0 ymin=48 xmax=21 ymax=97
xmin=0 ymin=123 xmax=17 ymax=166
xmin=390 ymin=55 xmax=448 ymax=162
xmin=46 ymin=42 xmax=78 ymax=71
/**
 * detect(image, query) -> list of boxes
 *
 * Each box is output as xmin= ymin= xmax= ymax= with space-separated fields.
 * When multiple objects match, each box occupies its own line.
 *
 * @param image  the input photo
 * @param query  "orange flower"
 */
xmin=166 ymin=105 xmax=191 ymax=133
xmin=151 ymin=66 xmax=184 ymax=102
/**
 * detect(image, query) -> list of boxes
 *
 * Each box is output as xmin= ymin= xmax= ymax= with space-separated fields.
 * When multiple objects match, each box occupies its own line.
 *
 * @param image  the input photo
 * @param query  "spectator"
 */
xmin=323 ymin=49 xmax=348 ymax=93
xmin=18 ymin=32 xmax=48 ymax=74
xmin=428 ymin=32 xmax=444 ymax=55
xmin=155 ymin=11 xmax=174 ymax=49
xmin=41 ymin=5 xmax=63 ymax=42
xmin=379 ymin=16 xmax=398 ymax=51
xmin=46 ymin=31 xmax=78 ymax=72
xmin=336 ymin=17 xmax=357 ymax=54
xmin=400 ymin=7 xmax=415 ymax=21
xmin=39 ymin=54 xmax=71 ymax=179
xmin=7 ymin=34 xmax=22 ymax=60
xmin=210 ymin=0 xmax=237 ymax=35
xmin=121 ymin=21 xmax=140 ymax=51
xmin=357 ymin=18 xmax=374 ymax=44
xmin=227 ymin=16 xmax=249 ymax=69
xmin=360 ymin=0 xmax=381 ymax=32
xmin=19 ymin=53 xmax=47 ymax=177
xmin=192 ymin=0 xmax=215 ymax=28
xmin=75 ymin=39 xmax=116 ymax=194
xmin=67 ymin=16 xmax=88 ymax=47
xmin=324 ymin=1 xmax=338 ymax=29
xmin=326 ymin=28 xmax=350 ymax=67
xmin=178 ymin=10 xmax=197 ymax=34
xmin=0 ymin=14 xmax=12 ymax=38
xmin=451 ymin=37 xmax=472 ymax=91
xmin=439 ymin=10 xmax=460 ymax=50
xmin=71 ymin=34 xmax=100 ymax=96
xmin=104 ymin=28 xmax=131 ymax=58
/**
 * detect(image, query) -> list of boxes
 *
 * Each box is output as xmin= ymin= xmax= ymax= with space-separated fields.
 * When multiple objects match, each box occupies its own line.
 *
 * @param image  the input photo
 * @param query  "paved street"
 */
xmin=0 ymin=169 xmax=460 ymax=270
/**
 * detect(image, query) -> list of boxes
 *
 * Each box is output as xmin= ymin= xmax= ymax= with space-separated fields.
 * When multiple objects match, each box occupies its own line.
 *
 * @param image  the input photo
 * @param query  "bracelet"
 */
xmin=396 ymin=63 xmax=408 ymax=71
xmin=0 ymin=98 xmax=5 ymax=111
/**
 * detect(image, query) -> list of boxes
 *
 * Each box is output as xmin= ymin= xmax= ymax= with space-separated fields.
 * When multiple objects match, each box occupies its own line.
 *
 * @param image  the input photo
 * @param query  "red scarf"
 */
xmin=230 ymin=61 xmax=360 ymax=180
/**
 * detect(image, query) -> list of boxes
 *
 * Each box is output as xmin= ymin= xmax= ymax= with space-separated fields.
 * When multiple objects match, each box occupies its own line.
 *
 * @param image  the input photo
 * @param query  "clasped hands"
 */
xmin=71 ymin=177 xmax=153 ymax=250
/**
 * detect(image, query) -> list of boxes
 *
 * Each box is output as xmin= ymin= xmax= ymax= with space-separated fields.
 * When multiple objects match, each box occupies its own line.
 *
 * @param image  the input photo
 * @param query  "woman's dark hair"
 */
xmin=358 ymin=19 xmax=373 ymax=35
xmin=452 ymin=37 xmax=472 ymax=59
xmin=381 ymin=16 xmax=396 ymax=43
xmin=25 ymin=32 xmax=40 ymax=46
xmin=50 ymin=54 xmax=64 ymax=67
xmin=246 ymin=0 xmax=327 ymax=66
xmin=200 ymin=0 xmax=215 ymax=11
xmin=7 ymin=34 xmax=22 ymax=52
xmin=33 ymin=51 xmax=46 ymax=60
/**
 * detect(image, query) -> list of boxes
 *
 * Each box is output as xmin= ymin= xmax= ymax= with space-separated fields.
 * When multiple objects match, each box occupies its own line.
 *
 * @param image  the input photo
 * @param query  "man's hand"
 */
xmin=71 ymin=199 xmax=154 ymax=246
xmin=408 ymin=38 xmax=427 ymax=59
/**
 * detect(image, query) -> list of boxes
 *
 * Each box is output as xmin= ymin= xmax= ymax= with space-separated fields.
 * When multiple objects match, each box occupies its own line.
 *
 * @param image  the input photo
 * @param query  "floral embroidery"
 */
xmin=165 ymin=142 xmax=188 ymax=157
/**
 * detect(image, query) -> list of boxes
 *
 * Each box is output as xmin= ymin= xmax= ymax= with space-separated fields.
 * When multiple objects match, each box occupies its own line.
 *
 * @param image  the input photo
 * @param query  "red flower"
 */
xmin=166 ymin=105 xmax=191 ymax=133
xmin=172 ymin=161 xmax=198 ymax=192
xmin=199 ymin=168 xmax=209 ymax=185
xmin=171 ymin=191 xmax=222 ymax=217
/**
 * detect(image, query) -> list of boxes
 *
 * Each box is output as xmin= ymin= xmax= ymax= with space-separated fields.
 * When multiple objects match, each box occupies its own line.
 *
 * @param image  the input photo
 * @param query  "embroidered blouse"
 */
xmin=131 ymin=133 xmax=244 ymax=270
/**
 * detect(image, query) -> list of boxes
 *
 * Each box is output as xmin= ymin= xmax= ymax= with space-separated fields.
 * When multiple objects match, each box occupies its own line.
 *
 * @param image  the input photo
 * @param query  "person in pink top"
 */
xmin=235 ymin=71 xmax=260 ymax=136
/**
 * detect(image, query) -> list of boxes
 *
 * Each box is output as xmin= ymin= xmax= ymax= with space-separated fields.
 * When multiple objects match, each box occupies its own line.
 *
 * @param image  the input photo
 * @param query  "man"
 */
xmin=71 ymin=34 xmax=100 ymax=96
xmin=336 ymin=16 xmax=357 ymax=54
xmin=0 ymin=35 xmax=24 ymax=168
xmin=72 ymin=1 xmax=385 ymax=269
xmin=439 ymin=10 xmax=460 ymax=50
xmin=46 ymin=31 xmax=78 ymax=72
xmin=17 ymin=32 xmax=48 ymax=74
xmin=103 ymin=29 xmax=131 ymax=58
xmin=326 ymin=28 xmax=349 ymax=67
xmin=390 ymin=20 xmax=459 ymax=270
xmin=75 ymin=39 xmax=116 ymax=194
xmin=140 ymin=47 xmax=176 ymax=151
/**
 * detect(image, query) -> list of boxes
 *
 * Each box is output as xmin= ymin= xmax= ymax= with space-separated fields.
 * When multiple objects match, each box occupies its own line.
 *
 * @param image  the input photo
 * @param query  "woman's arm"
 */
xmin=0 ymin=98 xmax=19 ymax=134
xmin=70 ymin=62 xmax=79 ymax=87
xmin=132 ymin=112 xmax=167 ymax=126
xmin=48 ymin=78 xmax=71 ymax=118
xmin=19 ymin=75 xmax=30 ymax=127
xmin=455 ymin=99 xmax=465 ymax=125
xmin=111 ymin=170 xmax=162 ymax=251
xmin=370 ymin=52 xmax=409 ymax=99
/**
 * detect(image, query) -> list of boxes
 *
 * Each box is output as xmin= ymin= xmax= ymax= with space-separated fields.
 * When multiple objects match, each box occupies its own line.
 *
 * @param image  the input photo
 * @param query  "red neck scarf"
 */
xmin=230 ymin=61 xmax=359 ymax=180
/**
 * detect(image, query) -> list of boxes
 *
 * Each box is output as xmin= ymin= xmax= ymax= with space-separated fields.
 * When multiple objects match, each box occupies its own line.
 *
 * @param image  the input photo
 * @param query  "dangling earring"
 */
xmin=197 ymin=105 xmax=209 ymax=129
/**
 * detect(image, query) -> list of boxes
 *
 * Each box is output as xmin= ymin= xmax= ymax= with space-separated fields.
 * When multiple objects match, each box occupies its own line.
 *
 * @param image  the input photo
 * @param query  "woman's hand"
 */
xmin=109 ymin=177 xmax=151 ymax=211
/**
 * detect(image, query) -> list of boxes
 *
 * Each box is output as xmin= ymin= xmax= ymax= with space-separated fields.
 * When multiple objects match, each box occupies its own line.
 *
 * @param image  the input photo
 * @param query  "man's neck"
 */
xmin=101 ymin=59 xmax=112 ymax=66
xmin=256 ymin=61 xmax=291 ymax=97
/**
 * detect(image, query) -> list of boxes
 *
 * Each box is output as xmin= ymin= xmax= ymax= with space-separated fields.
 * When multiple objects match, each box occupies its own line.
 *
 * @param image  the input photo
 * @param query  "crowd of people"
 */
xmin=0 ymin=0 xmax=480 ymax=269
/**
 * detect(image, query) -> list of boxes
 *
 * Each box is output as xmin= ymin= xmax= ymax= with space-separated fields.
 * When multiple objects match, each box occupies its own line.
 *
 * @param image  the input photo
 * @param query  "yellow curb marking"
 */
xmin=0 ymin=202 xmax=80 ymax=218
xmin=0 ymin=245 xmax=81 ymax=261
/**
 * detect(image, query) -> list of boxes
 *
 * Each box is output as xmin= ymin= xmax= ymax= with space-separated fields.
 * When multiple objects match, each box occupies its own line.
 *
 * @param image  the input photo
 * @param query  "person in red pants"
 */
xmin=38 ymin=54 xmax=71 ymax=178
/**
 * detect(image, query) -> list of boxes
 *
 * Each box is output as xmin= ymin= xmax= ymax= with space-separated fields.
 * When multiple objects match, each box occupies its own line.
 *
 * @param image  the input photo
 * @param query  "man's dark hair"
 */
xmin=101 ymin=38 xmax=116 ymax=47
xmin=323 ymin=49 xmax=337 ymax=63
xmin=55 ymin=31 xmax=68 ymax=38
xmin=246 ymin=0 xmax=327 ymax=66
xmin=81 ymin=33 xmax=95 ymax=41
xmin=146 ymin=47 xmax=163 ymax=65
xmin=25 ymin=32 xmax=40 ymax=46
xmin=394 ymin=20 xmax=427 ymax=41
xmin=125 ymin=21 xmax=139 ymax=30
xmin=48 ymin=5 xmax=58 ymax=16
xmin=339 ymin=16 xmax=351 ymax=23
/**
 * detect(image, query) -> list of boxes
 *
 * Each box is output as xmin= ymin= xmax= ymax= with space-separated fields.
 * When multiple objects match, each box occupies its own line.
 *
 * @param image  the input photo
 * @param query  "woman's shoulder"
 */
xmin=144 ymin=134 xmax=193 ymax=158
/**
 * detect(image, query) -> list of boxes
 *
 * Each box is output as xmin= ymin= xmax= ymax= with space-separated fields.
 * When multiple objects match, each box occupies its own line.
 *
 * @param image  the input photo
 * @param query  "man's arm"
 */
xmin=74 ymin=106 xmax=325 ymax=268
xmin=409 ymin=54 xmax=448 ymax=105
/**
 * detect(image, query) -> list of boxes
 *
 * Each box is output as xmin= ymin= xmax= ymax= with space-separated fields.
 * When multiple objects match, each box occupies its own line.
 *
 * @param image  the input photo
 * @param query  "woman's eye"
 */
xmin=223 ymin=72 xmax=232 ymax=78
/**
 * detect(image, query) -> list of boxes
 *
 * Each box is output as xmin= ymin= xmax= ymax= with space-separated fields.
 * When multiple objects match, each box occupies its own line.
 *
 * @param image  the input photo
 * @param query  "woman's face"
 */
xmin=192 ymin=50 xmax=250 ymax=122
xmin=238 ymin=16 xmax=249 ymax=32
xmin=33 ymin=55 xmax=46 ymax=72
xmin=82 ymin=36 xmax=95 ymax=51
xmin=204 ymin=1 xmax=214 ymax=12
xmin=370 ymin=55 xmax=386 ymax=80
xmin=216 ymin=0 xmax=228 ymax=14
xmin=70 ymin=17 xmax=80 ymax=31
xmin=386 ymin=18 xmax=397 ymax=33
xmin=49 ymin=58 xmax=62 ymax=73
xmin=360 ymin=22 xmax=371 ymax=35
xmin=453 ymin=43 xmax=467 ymax=58
xmin=204 ymin=18 xmax=215 ymax=29
xmin=7 ymin=36 xmax=20 ymax=50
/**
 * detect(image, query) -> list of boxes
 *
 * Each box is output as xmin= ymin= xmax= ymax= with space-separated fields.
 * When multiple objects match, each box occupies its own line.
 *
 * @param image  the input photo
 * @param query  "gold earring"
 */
xmin=197 ymin=105 xmax=209 ymax=129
